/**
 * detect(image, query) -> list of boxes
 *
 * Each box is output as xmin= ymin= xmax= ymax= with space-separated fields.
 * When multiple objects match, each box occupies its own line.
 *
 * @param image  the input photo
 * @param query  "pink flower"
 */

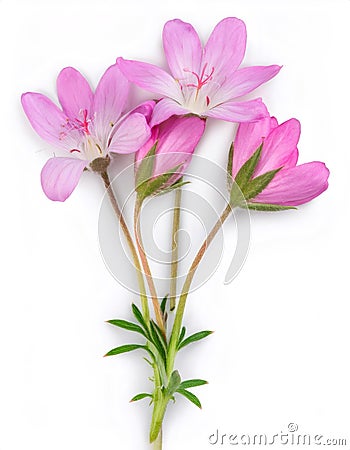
xmin=21 ymin=64 xmax=152 ymax=201
xmin=135 ymin=116 xmax=206 ymax=197
xmin=117 ymin=18 xmax=281 ymax=127
xmin=231 ymin=116 xmax=329 ymax=207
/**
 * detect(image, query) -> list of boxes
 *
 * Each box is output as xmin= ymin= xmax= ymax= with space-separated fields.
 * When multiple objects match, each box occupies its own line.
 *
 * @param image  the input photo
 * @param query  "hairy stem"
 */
xmin=169 ymin=188 xmax=182 ymax=311
xmin=100 ymin=171 xmax=150 ymax=322
xmin=134 ymin=197 xmax=165 ymax=334
xmin=167 ymin=203 xmax=232 ymax=377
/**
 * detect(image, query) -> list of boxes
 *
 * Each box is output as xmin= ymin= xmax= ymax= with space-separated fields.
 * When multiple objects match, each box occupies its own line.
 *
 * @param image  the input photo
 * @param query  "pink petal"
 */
xmin=117 ymin=57 xmax=182 ymax=102
xmin=150 ymin=98 xmax=190 ymax=127
xmin=203 ymin=18 xmax=246 ymax=81
xmin=163 ymin=19 xmax=202 ymax=81
xmin=153 ymin=116 xmax=206 ymax=178
xmin=255 ymin=119 xmax=300 ymax=176
xmin=214 ymin=65 xmax=281 ymax=104
xmin=232 ymin=117 xmax=274 ymax=178
xmin=41 ymin=157 xmax=87 ymax=202
xmin=109 ymin=113 xmax=151 ymax=154
xmin=206 ymin=98 xmax=268 ymax=123
xmin=21 ymin=92 xmax=73 ymax=149
xmin=254 ymin=162 xmax=330 ymax=206
xmin=129 ymin=100 xmax=156 ymax=124
xmin=92 ymin=64 xmax=129 ymax=142
xmin=57 ymin=67 xmax=93 ymax=120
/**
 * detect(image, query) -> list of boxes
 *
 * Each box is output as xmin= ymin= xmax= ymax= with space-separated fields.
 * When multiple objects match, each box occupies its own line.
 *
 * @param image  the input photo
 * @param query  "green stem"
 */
xmin=153 ymin=428 xmax=162 ymax=450
xmin=101 ymin=171 xmax=150 ymax=322
xmin=169 ymin=188 xmax=182 ymax=311
xmin=167 ymin=203 xmax=232 ymax=377
xmin=134 ymin=197 xmax=165 ymax=334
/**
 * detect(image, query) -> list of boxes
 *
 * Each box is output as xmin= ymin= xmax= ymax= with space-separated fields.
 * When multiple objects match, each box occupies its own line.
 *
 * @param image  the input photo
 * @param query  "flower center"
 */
xmin=183 ymin=63 xmax=215 ymax=99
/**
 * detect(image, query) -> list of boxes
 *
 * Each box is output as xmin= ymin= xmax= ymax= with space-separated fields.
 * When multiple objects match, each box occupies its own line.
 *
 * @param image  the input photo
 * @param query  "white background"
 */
xmin=1 ymin=0 xmax=349 ymax=448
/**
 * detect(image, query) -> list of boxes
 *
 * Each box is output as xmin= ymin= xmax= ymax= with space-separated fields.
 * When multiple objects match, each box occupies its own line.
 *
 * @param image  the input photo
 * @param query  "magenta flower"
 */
xmin=231 ymin=116 xmax=329 ymax=207
xmin=117 ymin=18 xmax=281 ymax=126
xmin=135 ymin=115 xmax=206 ymax=197
xmin=21 ymin=64 xmax=152 ymax=201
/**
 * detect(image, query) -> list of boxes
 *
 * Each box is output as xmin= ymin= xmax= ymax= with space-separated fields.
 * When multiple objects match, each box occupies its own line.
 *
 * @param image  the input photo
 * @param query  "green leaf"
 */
xmin=104 ymin=344 xmax=146 ymax=357
xmin=177 ymin=389 xmax=202 ymax=409
xmin=226 ymin=142 xmax=234 ymax=191
xmin=135 ymin=143 xmax=157 ymax=191
xmin=234 ymin=144 xmax=263 ymax=189
xmin=154 ymin=180 xmax=190 ymax=197
xmin=179 ymin=379 xmax=208 ymax=389
xmin=160 ymin=295 xmax=168 ymax=315
xmin=242 ymin=168 xmax=281 ymax=200
xmin=106 ymin=319 xmax=146 ymax=337
xmin=131 ymin=303 xmax=150 ymax=337
xmin=149 ymin=321 xmax=167 ymax=363
xmin=130 ymin=392 xmax=153 ymax=402
xmin=178 ymin=326 xmax=186 ymax=346
xmin=167 ymin=370 xmax=182 ymax=397
xmin=178 ymin=330 xmax=213 ymax=350
xmin=246 ymin=202 xmax=297 ymax=212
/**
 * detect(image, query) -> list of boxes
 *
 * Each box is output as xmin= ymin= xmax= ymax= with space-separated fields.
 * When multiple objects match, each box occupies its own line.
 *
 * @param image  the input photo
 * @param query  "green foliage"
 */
xmin=177 ymin=330 xmax=213 ymax=350
xmin=177 ymin=389 xmax=202 ymax=409
xmin=104 ymin=344 xmax=146 ymax=357
xmin=130 ymin=393 xmax=153 ymax=403
xmin=246 ymin=202 xmax=297 ymax=211
xmin=179 ymin=379 xmax=208 ymax=389
xmin=107 ymin=319 xmax=146 ymax=337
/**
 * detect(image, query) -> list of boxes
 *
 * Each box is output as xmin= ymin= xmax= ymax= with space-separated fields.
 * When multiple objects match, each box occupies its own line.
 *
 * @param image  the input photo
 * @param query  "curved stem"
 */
xmin=134 ymin=197 xmax=165 ymax=334
xmin=167 ymin=203 xmax=232 ymax=377
xmin=100 ymin=171 xmax=150 ymax=323
xmin=169 ymin=188 xmax=182 ymax=311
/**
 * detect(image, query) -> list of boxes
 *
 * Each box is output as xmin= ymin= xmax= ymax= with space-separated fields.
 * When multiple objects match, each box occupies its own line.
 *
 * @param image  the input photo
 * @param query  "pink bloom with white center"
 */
xmin=232 ymin=116 xmax=329 ymax=206
xmin=21 ymin=64 xmax=152 ymax=201
xmin=117 ymin=18 xmax=281 ymax=127
xmin=135 ymin=115 xmax=206 ymax=192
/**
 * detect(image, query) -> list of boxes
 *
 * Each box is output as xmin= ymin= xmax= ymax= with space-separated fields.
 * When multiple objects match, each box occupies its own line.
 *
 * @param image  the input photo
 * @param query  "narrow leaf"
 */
xmin=246 ymin=202 xmax=297 ymax=212
xmin=149 ymin=321 xmax=167 ymax=363
xmin=234 ymin=144 xmax=263 ymax=189
xmin=178 ymin=330 xmax=213 ymax=350
xmin=179 ymin=379 xmax=208 ymax=389
xmin=130 ymin=393 xmax=153 ymax=402
xmin=104 ymin=344 xmax=146 ymax=357
xmin=142 ymin=164 xmax=182 ymax=198
xmin=178 ymin=326 xmax=186 ymax=346
xmin=160 ymin=295 xmax=168 ymax=314
xmin=243 ymin=168 xmax=281 ymax=200
xmin=107 ymin=319 xmax=146 ymax=337
xmin=177 ymin=389 xmax=202 ymax=409
xmin=131 ymin=303 xmax=149 ymax=337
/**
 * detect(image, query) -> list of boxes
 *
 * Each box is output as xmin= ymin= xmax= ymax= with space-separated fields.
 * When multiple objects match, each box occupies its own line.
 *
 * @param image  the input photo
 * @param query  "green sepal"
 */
xmin=104 ymin=344 xmax=146 ymax=357
xmin=246 ymin=202 xmax=297 ymax=211
xmin=106 ymin=319 xmax=146 ymax=338
xmin=153 ymin=178 xmax=190 ymax=198
xmin=226 ymin=142 xmax=234 ymax=191
xmin=166 ymin=370 xmax=182 ymax=397
xmin=242 ymin=168 xmax=281 ymax=200
xmin=177 ymin=388 xmax=202 ymax=409
xmin=177 ymin=330 xmax=213 ymax=350
xmin=138 ymin=164 xmax=183 ymax=200
xmin=179 ymin=379 xmax=208 ymax=389
xmin=135 ymin=143 xmax=157 ymax=192
xmin=130 ymin=393 xmax=153 ymax=403
xmin=234 ymin=144 xmax=263 ymax=189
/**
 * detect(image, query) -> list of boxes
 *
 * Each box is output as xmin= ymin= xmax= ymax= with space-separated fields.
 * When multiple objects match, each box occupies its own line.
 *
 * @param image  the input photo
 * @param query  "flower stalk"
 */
xmin=100 ymin=171 xmax=150 ymax=322
xmin=169 ymin=187 xmax=182 ymax=311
